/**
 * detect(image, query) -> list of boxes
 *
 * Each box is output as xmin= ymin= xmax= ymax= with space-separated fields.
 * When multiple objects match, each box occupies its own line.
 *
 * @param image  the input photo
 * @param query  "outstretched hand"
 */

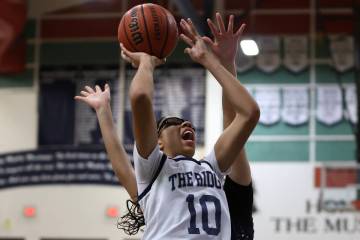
xmin=203 ymin=13 xmax=245 ymax=64
xmin=179 ymin=18 xmax=215 ymax=66
xmin=120 ymin=43 xmax=166 ymax=69
xmin=74 ymin=84 xmax=110 ymax=111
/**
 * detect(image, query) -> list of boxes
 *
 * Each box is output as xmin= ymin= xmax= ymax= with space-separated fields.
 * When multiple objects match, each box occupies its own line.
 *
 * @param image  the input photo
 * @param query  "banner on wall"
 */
xmin=256 ymin=36 xmax=281 ymax=73
xmin=254 ymin=87 xmax=281 ymax=125
xmin=0 ymin=0 xmax=26 ymax=73
xmin=236 ymin=48 xmax=255 ymax=73
xmin=281 ymin=86 xmax=309 ymax=125
xmin=329 ymin=35 xmax=354 ymax=72
xmin=39 ymin=67 xmax=119 ymax=146
xmin=283 ymin=36 xmax=308 ymax=73
xmin=316 ymin=85 xmax=343 ymax=125
xmin=123 ymin=67 xmax=206 ymax=154
xmin=344 ymin=84 xmax=357 ymax=124
xmin=0 ymin=147 xmax=119 ymax=189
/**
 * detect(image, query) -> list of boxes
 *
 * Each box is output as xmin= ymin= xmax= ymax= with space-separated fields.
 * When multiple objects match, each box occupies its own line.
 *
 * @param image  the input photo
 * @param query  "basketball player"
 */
xmin=76 ymin=15 xmax=257 ymax=239
xmin=117 ymin=17 xmax=259 ymax=239
xmin=204 ymin=13 xmax=255 ymax=240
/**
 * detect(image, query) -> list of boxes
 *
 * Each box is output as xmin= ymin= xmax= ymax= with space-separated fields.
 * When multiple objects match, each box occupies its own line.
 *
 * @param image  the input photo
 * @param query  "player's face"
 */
xmin=158 ymin=117 xmax=196 ymax=158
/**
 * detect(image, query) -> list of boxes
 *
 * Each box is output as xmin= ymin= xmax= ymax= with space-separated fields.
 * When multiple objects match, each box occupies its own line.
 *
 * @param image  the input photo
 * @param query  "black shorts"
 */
xmin=224 ymin=176 xmax=254 ymax=240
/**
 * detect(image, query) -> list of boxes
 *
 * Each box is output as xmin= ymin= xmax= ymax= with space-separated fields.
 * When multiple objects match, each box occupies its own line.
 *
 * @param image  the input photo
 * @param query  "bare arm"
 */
xmin=204 ymin=13 xmax=253 ymax=185
xmin=75 ymin=84 xmax=137 ymax=200
xmin=180 ymin=19 xmax=260 ymax=172
xmin=120 ymin=44 xmax=165 ymax=158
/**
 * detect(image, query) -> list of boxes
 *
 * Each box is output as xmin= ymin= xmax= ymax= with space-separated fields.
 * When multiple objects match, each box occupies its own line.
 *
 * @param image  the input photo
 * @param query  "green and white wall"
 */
xmin=0 ymin=0 xmax=359 ymax=240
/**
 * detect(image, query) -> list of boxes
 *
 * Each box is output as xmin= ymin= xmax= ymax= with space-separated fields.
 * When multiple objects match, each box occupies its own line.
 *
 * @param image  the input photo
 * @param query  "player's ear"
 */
xmin=158 ymin=138 xmax=164 ymax=150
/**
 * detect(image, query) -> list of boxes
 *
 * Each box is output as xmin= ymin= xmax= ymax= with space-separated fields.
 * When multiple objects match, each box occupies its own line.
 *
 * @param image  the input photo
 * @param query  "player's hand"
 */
xmin=74 ymin=84 xmax=111 ymax=111
xmin=120 ymin=43 xmax=165 ymax=69
xmin=203 ymin=13 xmax=245 ymax=65
xmin=180 ymin=18 xmax=215 ymax=66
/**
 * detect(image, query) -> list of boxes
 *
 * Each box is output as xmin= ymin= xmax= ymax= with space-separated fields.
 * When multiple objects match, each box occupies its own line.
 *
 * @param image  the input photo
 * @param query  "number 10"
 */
xmin=186 ymin=194 xmax=221 ymax=236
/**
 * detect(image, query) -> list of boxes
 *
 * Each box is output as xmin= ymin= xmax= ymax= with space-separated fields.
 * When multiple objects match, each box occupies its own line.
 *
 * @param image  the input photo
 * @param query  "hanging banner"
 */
xmin=316 ymin=85 xmax=343 ymax=125
xmin=344 ymin=84 xmax=357 ymax=124
xmin=40 ymin=67 xmax=119 ymax=146
xmin=254 ymin=87 xmax=281 ymax=125
xmin=235 ymin=47 xmax=255 ymax=73
xmin=329 ymin=35 xmax=354 ymax=72
xmin=74 ymin=69 xmax=119 ymax=145
xmin=283 ymin=36 xmax=308 ymax=73
xmin=256 ymin=36 xmax=281 ymax=73
xmin=282 ymin=86 xmax=309 ymax=125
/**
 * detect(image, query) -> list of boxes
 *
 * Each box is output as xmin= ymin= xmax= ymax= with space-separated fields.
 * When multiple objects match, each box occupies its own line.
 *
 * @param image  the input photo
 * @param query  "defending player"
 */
xmin=204 ymin=13 xmax=255 ymax=240
xmin=118 ymin=17 xmax=259 ymax=239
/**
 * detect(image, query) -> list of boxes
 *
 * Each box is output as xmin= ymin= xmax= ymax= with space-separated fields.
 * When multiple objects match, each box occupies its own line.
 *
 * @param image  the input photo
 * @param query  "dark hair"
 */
xmin=117 ymin=199 xmax=145 ymax=235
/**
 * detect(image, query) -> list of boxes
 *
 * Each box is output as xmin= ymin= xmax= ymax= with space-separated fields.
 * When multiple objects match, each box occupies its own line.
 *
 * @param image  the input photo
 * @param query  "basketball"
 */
xmin=118 ymin=3 xmax=178 ymax=59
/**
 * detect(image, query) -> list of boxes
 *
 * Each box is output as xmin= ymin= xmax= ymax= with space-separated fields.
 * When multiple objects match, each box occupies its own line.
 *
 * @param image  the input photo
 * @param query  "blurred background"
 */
xmin=1 ymin=0 xmax=360 ymax=239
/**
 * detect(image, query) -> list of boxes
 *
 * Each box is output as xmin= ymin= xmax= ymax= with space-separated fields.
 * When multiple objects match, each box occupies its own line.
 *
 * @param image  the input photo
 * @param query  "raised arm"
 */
xmin=120 ymin=44 xmax=165 ymax=158
xmin=180 ymin=18 xmax=260 ymax=172
xmin=204 ymin=13 xmax=252 ymax=185
xmin=74 ymin=84 xmax=137 ymax=200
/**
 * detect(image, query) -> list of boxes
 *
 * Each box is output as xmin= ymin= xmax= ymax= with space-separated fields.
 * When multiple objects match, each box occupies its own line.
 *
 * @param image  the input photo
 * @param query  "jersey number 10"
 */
xmin=186 ymin=194 xmax=221 ymax=236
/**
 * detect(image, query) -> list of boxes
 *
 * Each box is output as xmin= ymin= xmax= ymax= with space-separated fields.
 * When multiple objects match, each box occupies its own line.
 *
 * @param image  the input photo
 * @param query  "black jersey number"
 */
xmin=186 ymin=194 xmax=221 ymax=235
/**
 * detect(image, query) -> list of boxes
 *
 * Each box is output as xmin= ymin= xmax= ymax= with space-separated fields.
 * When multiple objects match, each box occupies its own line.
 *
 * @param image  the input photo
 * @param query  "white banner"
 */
xmin=316 ymin=85 xmax=343 ymax=125
xmin=283 ymin=36 xmax=308 ymax=73
xmin=344 ymin=84 xmax=357 ymax=124
xmin=329 ymin=35 xmax=354 ymax=72
xmin=254 ymin=87 xmax=281 ymax=125
xmin=256 ymin=36 xmax=281 ymax=73
xmin=236 ymin=47 xmax=255 ymax=73
xmin=282 ymin=86 xmax=309 ymax=125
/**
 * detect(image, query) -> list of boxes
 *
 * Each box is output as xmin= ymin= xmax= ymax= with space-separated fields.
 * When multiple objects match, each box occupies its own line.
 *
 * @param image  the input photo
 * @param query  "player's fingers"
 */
xmin=227 ymin=15 xmax=234 ymax=33
xmin=120 ymin=43 xmax=134 ymax=58
xmin=156 ymin=58 xmax=166 ymax=66
xmin=95 ymin=85 xmax=101 ymax=93
xmin=85 ymin=86 xmax=95 ymax=93
xmin=180 ymin=19 xmax=196 ymax=41
xmin=105 ymin=83 xmax=110 ymax=91
xmin=186 ymin=18 xmax=200 ymax=37
xmin=121 ymin=50 xmax=132 ymax=63
xmin=202 ymin=36 xmax=214 ymax=46
xmin=216 ymin=12 xmax=226 ymax=33
xmin=80 ymin=90 xmax=89 ymax=97
xmin=235 ymin=23 xmax=246 ymax=38
xmin=207 ymin=18 xmax=220 ymax=39
xmin=180 ymin=33 xmax=194 ymax=47
xmin=184 ymin=47 xmax=191 ymax=55
xmin=74 ymin=96 xmax=86 ymax=101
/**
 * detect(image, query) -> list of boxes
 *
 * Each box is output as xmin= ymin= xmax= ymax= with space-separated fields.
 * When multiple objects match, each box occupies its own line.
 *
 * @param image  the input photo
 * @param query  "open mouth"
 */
xmin=182 ymin=130 xmax=195 ymax=141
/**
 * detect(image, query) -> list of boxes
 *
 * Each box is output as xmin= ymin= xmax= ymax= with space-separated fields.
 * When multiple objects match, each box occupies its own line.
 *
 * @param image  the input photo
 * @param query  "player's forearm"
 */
xmin=96 ymin=104 xmax=137 ymax=199
xmin=205 ymin=57 xmax=259 ymax=121
xmin=129 ymin=59 xmax=156 ymax=103
xmin=221 ymin=60 xmax=237 ymax=128
xmin=128 ymin=58 xmax=158 ymax=158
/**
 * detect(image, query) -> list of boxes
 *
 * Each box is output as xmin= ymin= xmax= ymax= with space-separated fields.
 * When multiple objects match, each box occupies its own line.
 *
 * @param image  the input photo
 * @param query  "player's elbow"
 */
xmin=243 ymin=102 xmax=260 ymax=124
xmin=250 ymin=103 xmax=260 ymax=123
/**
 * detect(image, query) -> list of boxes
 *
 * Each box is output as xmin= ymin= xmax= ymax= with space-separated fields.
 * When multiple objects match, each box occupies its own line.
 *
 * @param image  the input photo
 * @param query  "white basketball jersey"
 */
xmin=134 ymin=145 xmax=231 ymax=240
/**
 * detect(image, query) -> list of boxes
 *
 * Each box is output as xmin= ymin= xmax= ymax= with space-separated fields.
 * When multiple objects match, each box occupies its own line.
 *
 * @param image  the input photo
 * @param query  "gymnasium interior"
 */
xmin=1 ymin=0 xmax=360 ymax=239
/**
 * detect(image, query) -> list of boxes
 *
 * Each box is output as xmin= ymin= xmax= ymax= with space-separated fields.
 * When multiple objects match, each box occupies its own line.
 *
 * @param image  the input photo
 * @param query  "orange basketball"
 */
xmin=118 ymin=3 xmax=178 ymax=59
